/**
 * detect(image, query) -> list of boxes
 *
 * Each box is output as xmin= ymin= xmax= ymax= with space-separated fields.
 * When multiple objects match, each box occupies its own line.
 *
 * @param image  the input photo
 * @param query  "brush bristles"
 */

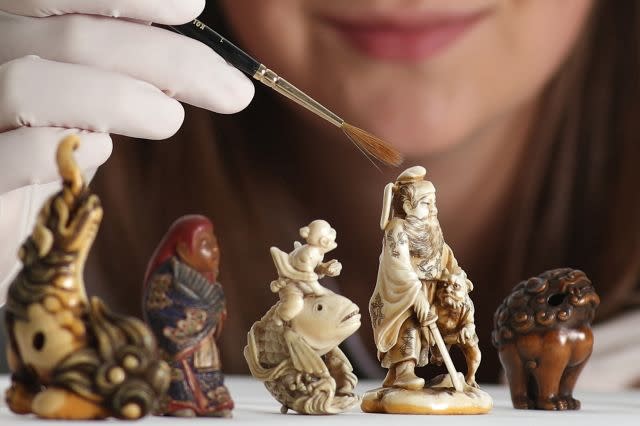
xmin=341 ymin=123 xmax=403 ymax=166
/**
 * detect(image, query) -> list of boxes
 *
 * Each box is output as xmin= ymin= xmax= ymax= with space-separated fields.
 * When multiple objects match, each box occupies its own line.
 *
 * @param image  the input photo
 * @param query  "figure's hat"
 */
xmin=396 ymin=166 xmax=436 ymax=192
xmin=396 ymin=165 xmax=426 ymax=183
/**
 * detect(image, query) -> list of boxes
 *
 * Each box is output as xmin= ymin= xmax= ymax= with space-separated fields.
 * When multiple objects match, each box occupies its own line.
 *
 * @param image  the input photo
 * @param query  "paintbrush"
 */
xmin=167 ymin=18 xmax=402 ymax=166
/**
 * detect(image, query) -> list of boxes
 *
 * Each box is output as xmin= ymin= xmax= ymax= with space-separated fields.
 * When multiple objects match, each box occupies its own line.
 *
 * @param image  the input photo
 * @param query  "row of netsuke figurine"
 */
xmin=3 ymin=135 xmax=600 ymax=419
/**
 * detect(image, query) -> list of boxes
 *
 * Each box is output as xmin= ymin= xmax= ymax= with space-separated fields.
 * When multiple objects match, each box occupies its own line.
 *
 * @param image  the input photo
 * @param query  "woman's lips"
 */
xmin=324 ymin=10 xmax=490 ymax=62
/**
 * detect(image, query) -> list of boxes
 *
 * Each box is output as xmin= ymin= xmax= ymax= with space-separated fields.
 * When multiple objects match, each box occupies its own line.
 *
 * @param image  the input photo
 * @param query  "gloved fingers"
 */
xmin=0 ymin=12 xmax=254 ymax=114
xmin=0 ymin=0 xmax=205 ymax=25
xmin=0 ymin=56 xmax=185 ymax=139
xmin=0 ymin=127 xmax=112 ymax=194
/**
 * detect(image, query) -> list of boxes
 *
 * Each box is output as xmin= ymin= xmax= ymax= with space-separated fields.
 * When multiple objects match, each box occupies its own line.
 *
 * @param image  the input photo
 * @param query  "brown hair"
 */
xmin=88 ymin=1 xmax=640 ymax=379
xmin=502 ymin=0 xmax=640 ymax=318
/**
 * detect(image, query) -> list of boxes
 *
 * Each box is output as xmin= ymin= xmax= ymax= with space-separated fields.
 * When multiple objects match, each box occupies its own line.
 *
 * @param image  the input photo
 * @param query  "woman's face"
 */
xmin=220 ymin=0 xmax=594 ymax=156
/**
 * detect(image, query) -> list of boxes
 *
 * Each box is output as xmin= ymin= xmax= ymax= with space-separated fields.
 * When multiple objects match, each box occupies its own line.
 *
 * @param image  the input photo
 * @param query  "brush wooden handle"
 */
xmin=169 ymin=19 xmax=261 ymax=76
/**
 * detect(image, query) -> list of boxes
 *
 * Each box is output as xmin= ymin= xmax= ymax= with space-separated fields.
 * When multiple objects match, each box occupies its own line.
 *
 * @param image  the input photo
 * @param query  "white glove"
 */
xmin=0 ymin=0 xmax=255 ymax=304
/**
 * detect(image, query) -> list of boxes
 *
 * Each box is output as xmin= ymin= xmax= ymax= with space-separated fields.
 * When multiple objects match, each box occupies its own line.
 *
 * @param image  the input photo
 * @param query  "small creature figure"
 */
xmin=244 ymin=221 xmax=361 ymax=414
xmin=143 ymin=215 xmax=233 ymax=417
xmin=493 ymin=268 xmax=600 ymax=410
xmin=431 ymin=279 xmax=481 ymax=388
xmin=4 ymin=135 xmax=170 ymax=420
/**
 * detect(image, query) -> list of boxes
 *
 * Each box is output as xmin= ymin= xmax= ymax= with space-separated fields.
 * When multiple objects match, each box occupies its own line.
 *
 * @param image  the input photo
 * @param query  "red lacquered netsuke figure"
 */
xmin=143 ymin=215 xmax=233 ymax=417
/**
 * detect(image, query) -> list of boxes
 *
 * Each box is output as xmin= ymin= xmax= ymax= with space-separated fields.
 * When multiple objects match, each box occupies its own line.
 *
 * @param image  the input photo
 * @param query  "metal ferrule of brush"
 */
xmin=252 ymin=64 xmax=343 ymax=128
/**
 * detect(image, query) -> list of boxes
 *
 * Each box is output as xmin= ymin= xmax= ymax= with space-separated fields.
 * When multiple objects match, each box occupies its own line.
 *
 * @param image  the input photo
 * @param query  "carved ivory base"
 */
xmin=361 ymin=374 xmax=492 ymax=415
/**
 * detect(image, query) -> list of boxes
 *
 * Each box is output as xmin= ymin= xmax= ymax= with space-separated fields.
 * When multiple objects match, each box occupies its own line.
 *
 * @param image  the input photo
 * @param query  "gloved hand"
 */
xmin=0 ymin=0 xmax=255 ymax=304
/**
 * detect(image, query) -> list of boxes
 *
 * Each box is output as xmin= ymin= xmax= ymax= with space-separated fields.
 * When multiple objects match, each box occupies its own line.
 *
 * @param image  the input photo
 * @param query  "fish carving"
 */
xmin=244 ymin=223 xmax=361 ymax=414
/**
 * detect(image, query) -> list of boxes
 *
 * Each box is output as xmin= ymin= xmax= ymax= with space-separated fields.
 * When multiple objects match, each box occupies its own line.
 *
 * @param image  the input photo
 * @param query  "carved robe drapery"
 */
xmin=369 ymin=217 xmax=466 ymax=367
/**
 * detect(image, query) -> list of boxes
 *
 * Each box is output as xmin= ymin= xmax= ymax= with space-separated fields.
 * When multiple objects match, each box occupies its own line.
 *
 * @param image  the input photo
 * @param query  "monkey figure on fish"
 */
xmin=269 ymin=220 xmax=342 ymax=324
xmin=245 ymin=220 xmax=361 ymax=414
xmin=4 ymin=135 xmax=169 ymax=420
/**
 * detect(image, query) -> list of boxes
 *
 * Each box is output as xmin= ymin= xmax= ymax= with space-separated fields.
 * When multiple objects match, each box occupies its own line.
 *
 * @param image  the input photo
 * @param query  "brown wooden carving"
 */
xmin=492 ymin=268 xmax=600 ymax=410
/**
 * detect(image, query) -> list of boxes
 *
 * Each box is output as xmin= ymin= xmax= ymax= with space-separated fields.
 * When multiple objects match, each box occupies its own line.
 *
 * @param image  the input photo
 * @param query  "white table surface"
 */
xmin=1 ymin=375 xmax=638 ymax=425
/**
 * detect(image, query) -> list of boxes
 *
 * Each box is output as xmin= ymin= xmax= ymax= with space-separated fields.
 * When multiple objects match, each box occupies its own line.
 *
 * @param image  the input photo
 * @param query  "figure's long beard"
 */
xmin=404 ymin=215 xmax=444 ymax=260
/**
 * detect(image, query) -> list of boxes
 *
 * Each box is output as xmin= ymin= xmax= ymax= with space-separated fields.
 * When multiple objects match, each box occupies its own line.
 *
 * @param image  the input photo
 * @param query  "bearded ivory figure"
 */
xmin=362 ymin=166 xmax=492 ymax=415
